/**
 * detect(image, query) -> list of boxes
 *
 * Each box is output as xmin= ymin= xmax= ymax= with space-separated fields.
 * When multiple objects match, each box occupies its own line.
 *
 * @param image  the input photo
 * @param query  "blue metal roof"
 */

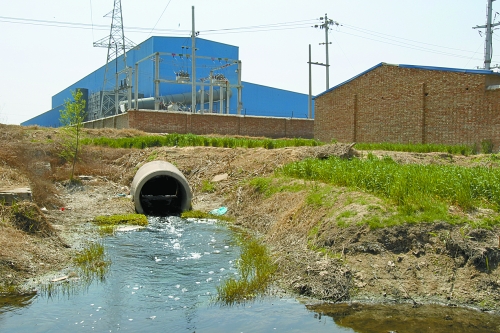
xmin=314 ymin=62 xmax=500 ymax=99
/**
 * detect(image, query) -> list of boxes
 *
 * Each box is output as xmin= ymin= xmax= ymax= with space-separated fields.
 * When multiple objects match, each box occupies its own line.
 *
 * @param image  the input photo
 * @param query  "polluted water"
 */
xmin=1 ymin=216 xmax=499 ymax=332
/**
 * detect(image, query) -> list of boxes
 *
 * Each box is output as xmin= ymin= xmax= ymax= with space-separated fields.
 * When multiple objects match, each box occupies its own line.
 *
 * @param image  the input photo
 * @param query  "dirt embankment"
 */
xmin=0 ymin=124 xmax=499 ymax=313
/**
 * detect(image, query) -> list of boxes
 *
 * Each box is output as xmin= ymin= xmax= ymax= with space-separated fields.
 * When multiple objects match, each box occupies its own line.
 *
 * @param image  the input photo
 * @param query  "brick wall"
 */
xmin=84 ymin=114 xmax=130 ymax=130
xmin=314 ymin=64 xmax=500 ymax=149
xmin=84 ymin=110 xmax=314 ymax=139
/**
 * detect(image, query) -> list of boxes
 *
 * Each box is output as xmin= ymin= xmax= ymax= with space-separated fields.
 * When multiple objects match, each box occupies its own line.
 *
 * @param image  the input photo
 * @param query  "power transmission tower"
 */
xmin=473 ymin=0 xmax=500 ymax=70
xmin=313 ymin=13 xmax=338 ymax=90
xmin=93 ymin=0 xmax=136 ymax=117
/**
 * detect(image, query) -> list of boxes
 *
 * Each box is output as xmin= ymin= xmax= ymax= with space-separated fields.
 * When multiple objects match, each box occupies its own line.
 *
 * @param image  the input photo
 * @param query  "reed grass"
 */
xmin=81 ymin=133 xmax=321 ymax=150
xmin=354 ymin=142 xmax=475 ymax=155
xmin=38 ymin=242 xmax=110 ymax=298
xmin=73 ymin=242 xmax=110 ymax=283
xmin=215 ymin=235 xmax=276 ymax=305
xmin=281 ymin=155 xmax=500 ymax=227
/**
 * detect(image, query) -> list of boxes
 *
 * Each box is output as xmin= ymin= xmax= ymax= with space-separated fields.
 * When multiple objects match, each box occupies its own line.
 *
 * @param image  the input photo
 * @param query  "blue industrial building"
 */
xmin=22 ymin=36 xmax=313 ymax=127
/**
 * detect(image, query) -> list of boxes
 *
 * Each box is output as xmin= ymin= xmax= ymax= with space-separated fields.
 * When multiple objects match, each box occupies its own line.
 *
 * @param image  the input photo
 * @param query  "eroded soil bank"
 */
xmin=0 ymin=124 xmax=499 ymax=315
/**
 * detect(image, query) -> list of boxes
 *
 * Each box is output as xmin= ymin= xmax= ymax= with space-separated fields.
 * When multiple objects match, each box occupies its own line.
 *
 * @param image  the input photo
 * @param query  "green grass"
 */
xmin=93 ymin=214 xmax=148 ymax=226
xmin=201 ymin=180 xmax=216 ymax=193
xmin=215 ymin=235 xmax=276 ymax=305
xmin=354 ymin=142 xmax=475 ymax=155
xmin=281 ymin=155 xmax=500 ymax=227
xmin=248 ymin=177 xmax=307 ymax=198
xmin=93 ymin=214 xmax=148 ymax=235
xmin=73 ymin=242 xmax=110 ymax=283
xmin=81 ymin=133 xmax=321 ymax=150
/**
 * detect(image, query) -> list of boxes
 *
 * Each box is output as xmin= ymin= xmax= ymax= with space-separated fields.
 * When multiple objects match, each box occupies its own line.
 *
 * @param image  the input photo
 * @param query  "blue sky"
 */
xmin=0 ymin=0 xmax=494 ymax=124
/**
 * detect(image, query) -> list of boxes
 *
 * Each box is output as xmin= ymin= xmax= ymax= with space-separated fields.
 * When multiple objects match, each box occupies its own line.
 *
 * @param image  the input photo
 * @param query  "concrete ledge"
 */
xmin=0 ymin=187 xmax=32 ymax=205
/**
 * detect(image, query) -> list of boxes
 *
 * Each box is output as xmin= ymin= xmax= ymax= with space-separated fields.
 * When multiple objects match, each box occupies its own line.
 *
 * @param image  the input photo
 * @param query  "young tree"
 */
xmin=59 ymin=89 xmax=86 ymax=182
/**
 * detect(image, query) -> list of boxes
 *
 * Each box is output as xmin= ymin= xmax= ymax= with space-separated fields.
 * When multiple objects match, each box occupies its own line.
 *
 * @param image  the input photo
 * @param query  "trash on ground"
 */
xmin=51 ymin=276 xmax=69 ymax=282
xmin=209 ymin=206 xmax=228 ymax=216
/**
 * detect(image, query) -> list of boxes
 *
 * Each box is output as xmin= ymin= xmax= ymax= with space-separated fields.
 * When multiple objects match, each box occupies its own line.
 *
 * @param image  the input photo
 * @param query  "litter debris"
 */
xmin=209 ymin=206 xmax=228 ymax=216
xmin=51 ymin=275 xmax=69 ymax=282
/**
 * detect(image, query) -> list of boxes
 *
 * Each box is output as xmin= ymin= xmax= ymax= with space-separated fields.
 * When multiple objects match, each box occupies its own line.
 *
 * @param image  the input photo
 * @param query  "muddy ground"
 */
xmin=0 ymin=124 xmax=499 ymax=314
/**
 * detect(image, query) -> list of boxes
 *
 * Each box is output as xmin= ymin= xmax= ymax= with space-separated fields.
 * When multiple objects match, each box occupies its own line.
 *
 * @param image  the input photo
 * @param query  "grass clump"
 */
xmin=201 ymin=180 xmax=216 ymax=193
xmin=10 ymin=202 xmax=55 ymax=236
xmin=81 ymin=133 xmax=322 ymax=150
xmin=215 ymin=235 xmax=276 ymax=305
xmin=355 ymin=142 xmax=475 ymax=155
xmin=93 ymin=214 xmax=147 ymax=234
xmin=93 ymin=214 xmax=148 ymax=226
xmin=73 ymin=242 xmax=110 ymax=283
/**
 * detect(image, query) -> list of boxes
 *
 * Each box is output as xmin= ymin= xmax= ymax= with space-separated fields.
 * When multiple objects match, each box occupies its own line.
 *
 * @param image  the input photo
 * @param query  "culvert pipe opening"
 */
xmin=131 ymin=161 xmax=192 ymax=216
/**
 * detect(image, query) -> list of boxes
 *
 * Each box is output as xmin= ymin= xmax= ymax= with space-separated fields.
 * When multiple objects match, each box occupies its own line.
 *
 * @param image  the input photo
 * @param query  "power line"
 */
xmin=0 ymin=15 xmax=316 ymax=35
xmin=201 ymin=19 xmax=317 ymax=33
xmin=336 ymin=30 xmax=489 ymax=62
xmin=0 ymin=16 xmax=190 ymax=35
xmin=0 ymin=15 xmax=491 ymax=62
xmin=89 ymin=0 xmax=95 ymax=41
xmin=148 ymin=0 xmax=174 ymax=37
xmin=341 ymin=23 xmax=482 ymax=55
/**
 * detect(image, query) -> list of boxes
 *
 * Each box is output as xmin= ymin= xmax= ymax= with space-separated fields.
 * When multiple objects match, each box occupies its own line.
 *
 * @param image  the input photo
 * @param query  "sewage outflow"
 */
xmin=1 ymin=216 xmax=499 ymax=333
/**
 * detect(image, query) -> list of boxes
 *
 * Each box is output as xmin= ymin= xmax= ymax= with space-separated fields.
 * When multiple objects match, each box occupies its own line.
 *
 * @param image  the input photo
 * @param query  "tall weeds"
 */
xmin=354 ymin=142 xmax=475 ymax=155
xmin=281 ymin=155 xmax=500 ymax=224
xmin=215 ymin=235 xmax=276 ymax=305
xmin=82 ymin=133 xmax=321 ymax=150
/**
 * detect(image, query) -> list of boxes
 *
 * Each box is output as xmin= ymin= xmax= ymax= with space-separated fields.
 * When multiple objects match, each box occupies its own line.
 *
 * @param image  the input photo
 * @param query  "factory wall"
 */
xmin=21 ymin=105 xmax=64 ymax=127
xmin=83 ymin=110 xmax=314 ymax=139
xmin=22 ymin=88 xmax=89 ymax=127
xmin=240 ymin=82 xmax=313 ymax=118
xmin=314 ymin=63 xmax=500 ymax=150
xmin=22 ymin=36 xmax=311 ymax=127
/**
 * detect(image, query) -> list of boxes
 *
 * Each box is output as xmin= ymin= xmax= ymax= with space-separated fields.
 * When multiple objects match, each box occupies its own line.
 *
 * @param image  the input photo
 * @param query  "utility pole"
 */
xmin=473 ymin=0 xmax=500 ymax=69
xmin=308 ymin=44 xmax=312 ymax=119
xmin=191 ymin=6 xmax=197 ymax=112
xmin=313 ymin=13 xmax=337 ymax=89
xmin=308 ymin=45 xmax=328 ymax=118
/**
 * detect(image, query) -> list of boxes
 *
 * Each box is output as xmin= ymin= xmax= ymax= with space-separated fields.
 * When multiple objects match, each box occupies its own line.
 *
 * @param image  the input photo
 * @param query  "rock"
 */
xmin=212 ymin=173 xmax=228 ymax=182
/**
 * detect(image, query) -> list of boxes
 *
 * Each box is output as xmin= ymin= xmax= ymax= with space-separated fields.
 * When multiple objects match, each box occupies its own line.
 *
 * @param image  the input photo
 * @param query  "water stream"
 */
xmin=1 ymin=216 xmax=499 ymax=332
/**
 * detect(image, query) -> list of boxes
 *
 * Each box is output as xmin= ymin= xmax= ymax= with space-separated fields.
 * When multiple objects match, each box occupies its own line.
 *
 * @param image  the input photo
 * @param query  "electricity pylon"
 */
xmin=93 ymin=0 xmax=136 ymax=117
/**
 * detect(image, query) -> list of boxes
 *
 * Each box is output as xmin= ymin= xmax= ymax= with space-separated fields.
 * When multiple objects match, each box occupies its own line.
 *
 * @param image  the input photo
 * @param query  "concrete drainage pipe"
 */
xmin=130 ymin=161 xmax=192 ymax=215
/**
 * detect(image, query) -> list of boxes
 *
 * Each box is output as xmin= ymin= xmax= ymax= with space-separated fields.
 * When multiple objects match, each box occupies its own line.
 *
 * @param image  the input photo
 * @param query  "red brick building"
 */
xmin=314 ymin=63 xmax=500 ymax=150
